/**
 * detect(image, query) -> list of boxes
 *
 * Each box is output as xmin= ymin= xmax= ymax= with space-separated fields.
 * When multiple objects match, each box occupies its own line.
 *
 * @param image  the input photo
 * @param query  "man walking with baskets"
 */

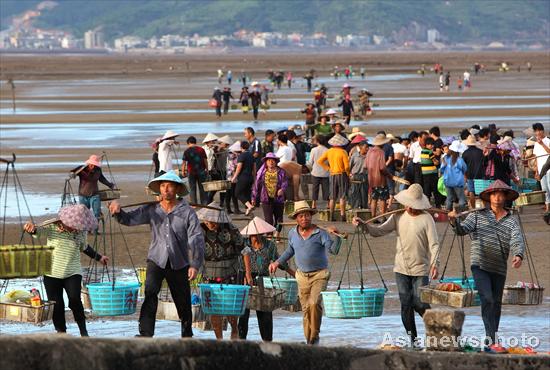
xmin=269 ymin=201 xmax=343 ymax=345
xmin=109 ymin=171 xmax=205 ymax=338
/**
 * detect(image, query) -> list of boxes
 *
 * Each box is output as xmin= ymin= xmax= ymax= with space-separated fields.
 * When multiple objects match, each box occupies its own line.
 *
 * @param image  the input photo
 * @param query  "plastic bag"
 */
xmin=0 ymin=290 xmax=33 ymax=304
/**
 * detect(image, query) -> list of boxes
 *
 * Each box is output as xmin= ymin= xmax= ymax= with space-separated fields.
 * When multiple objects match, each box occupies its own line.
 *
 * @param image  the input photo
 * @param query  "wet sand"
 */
xmin=0 ymin=51 xmax=549 ymax=346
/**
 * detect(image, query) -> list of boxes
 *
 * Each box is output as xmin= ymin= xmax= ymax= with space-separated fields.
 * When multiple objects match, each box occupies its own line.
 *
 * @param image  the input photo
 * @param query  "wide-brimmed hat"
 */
xmin=350 ymin=135 xmax=367 ymax=145
xmin=386 ymin=134 xmax=400 ymax=143
xmin=289 ymin=200 xmax=317 ymax=219
xmin=58 ymin=204 xmax=98 ymax=231
xmin=218 ymin=135 xmax=232 ymax=145
xmin=497 ymin=136 xmax=512 ymax=145
xmin=305 ymin=102 xmax=315 ymax=107
xmin=449 ymin=141 xmax=462 ymax=152
xmin=202 ymin=133 xmax=219 ymax=143
xmin=331 ymin=120 xmax=347 ymax=130
xmin=292 ymin=127 xmax=305 ymax=136
xmin=326 ymin=108 xmax=338 ymax=115
xmin=464 ymin=135 xmax=477 ymax=146
xmin=348 ymin=127 xmax=366 ymax=140
xmin=229 ymin=141 xmax=242 ymax=152
xmin=85 ymin=154 xmax=102 ymax=167
xmin=251 ymin=81 xmax=259 ymax=86
xmin=195 ymin=202 xmax=231 ymax=224
xmin=147 ymin=170 xmax=186 ymax=195
xmin=372 ymin=133 xmax=390 ymax=146
xmin=162 ymin=130 xmax=179 ymax=141
xmin=469 ymin=128 xmax=480 ymax=135
xmin=342 ymin=83 xmax=353 ymax=89
xmin=394 ymin=184 xmax=432 ymax=210
xmin=480 ymin=179 xmax=519 ymax=202
xmin=262 ymin=152 xmax=280 ymax=163
xmin=240 ymin=216 xmax=276 ymax=236
xmin=328 ymin=134 xmax=349 ymax=147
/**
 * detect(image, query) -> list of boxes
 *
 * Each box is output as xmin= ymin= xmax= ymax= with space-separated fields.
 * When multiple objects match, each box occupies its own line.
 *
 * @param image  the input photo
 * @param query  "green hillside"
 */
xmin=1 ymin=0 xmax=548 ymax=43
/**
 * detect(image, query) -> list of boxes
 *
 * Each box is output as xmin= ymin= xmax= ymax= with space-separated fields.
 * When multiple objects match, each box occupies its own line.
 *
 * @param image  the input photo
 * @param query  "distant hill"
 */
xmin=1 ymin=0 xmax=549 ymax=44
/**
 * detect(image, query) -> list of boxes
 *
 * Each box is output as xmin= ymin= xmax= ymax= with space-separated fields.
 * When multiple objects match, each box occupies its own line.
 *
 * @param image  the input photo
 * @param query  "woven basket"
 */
xmin=502 ymin=286 xmax=544 ymax=305
xmin=439 ymin=277 xmax=480 ymax=306
xmin=98 ymin=189 xmax=121 ymax=201
xmin=199 ymin=284 xmax=250 ymax=316
xmin=0 ymin=301 xmax=55 ymax=324
xmin=262 ymin=277 xmax=298 ymax=305
xmin=515 ymin=191 xmax=545 ymax=207
xmin=0 ymin=245 xmax=53 ymax=279
xmin=202 ymin=180 xmax=231 ymax=192
xmin=87 ymin=281 xmax=140 ymax=316
xmin=247 ymin=287 xmax=286 ymax=312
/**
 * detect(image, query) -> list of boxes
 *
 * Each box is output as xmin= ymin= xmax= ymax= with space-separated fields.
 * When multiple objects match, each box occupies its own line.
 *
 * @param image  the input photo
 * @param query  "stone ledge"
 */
xmin=0 ymin=335 xmax=548 ymax=370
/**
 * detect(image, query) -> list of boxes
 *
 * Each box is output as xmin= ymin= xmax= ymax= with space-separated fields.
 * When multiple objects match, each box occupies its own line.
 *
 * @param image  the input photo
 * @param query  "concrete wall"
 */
xmin=0 ymin=335 xmax=548 ymax=370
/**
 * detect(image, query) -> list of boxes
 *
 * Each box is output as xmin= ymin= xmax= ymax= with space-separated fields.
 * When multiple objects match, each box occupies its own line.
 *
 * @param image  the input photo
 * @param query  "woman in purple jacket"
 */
xmin=251 ymin=152 xmax=288 ymax=234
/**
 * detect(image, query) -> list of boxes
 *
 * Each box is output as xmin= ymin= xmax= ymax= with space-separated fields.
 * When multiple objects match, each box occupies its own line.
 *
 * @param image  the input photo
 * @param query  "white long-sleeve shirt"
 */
xmin=158 ymin=140 xmax=176 ymax=173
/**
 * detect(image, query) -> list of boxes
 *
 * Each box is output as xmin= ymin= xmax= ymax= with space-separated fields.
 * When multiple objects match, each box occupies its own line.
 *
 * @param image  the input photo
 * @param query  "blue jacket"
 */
xmin=440 ymin=157 xmax=467 ymax=187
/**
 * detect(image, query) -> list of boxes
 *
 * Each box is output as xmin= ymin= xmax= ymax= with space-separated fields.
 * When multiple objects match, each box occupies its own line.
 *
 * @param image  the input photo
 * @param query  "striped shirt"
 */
xmin=35 ymin=225 xmax=87 ymax=279
xmin=452 ymin=209 xmax=524 ymax=276
xmin=420 ymin=148 xmax=437 ymax=175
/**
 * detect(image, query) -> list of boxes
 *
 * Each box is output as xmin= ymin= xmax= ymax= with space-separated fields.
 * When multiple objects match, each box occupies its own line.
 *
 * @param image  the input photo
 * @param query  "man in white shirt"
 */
xmin=408 ymin=131 xmax=428 ymax=186
xmin=532 ymin=123 xmax=550 ymax=211
xmin=276 ymin=133 xmax=295 ymax=163
xmin=158 ymin=130 xmax=179 ymax=174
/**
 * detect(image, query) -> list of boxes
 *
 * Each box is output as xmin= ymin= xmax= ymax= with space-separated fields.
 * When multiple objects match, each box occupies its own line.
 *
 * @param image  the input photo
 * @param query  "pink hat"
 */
xmin=262 ymin=152 xmax=280 ymax=163
xmin=240 ymin=216 xmax=276 ymax=236
xmin=58 ymin=204 xmax=98 ymax=231
xmin=85 ymin=154 xmax=102 ymax=167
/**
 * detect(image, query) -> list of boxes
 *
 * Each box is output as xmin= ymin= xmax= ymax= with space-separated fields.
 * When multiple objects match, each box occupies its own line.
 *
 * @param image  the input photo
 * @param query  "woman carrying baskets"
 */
xmin=195 ymin=202 xmax=244 ymax=340
xmin=23 ymin=204 xmax=109 ymax=336
xmin=70 ymin=154 xmax=115 ymax=221
xmin=448 ymin=180 xmax=525 ymax=346
xmin=251 ymin=152 xmax=288 ymax=233
xmin=238 ymin=217 xmax=294 ymax=341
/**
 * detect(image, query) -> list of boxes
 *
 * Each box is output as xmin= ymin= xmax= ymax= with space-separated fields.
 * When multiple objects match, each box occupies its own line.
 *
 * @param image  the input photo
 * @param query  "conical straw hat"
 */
xmin=240 ymin=216 xmax=276 ymax=236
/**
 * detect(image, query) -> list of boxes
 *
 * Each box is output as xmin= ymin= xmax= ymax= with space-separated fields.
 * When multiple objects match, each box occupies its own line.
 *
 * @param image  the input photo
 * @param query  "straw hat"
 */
xmin=331 ymin=119 xmax=347 ymax=131
xmin=328 ymin=134 xmax=349 ymax=147
xmin=289 ymin=200 xmax=317 ymax=219
xmin=218 ymin=135 xmax=232 ymax=145
xmin=251 ymin=81 xmax=259 ymax=86
xmin=480 ymin=179 xmax=519 ymax=202
xmin=386 ymin=133 xmax=400 ymax=143
xmin=292 ymin=127 xmax=305 ymax=136
xmin=85 ymin=154 xmax=102 ymax=167
xmin=162 ymin=130 xmax=179 ymax=141
xmin=262 ymin=152 xmax=280 ymax=163
xmin=147 ymin=170 xmax=186 ymax=195
xmin=348 ymin=127 xmax=366 ymax=140
xmin=372 ymin=133 xmax=390 ymax=146
xmin=229 ymin=141 xmax=242 ymax=152
xmin=58 ymin=204 xmax=98 ymax=231
xmin=202 ymin=133 xmax=219 ymax=143
xmin=497 ymin=136 xmax=513 ymax=145
xmin=240 ymin=216 xmax=276 ymax=236
xmin=326 ymin=108 xmax=338 ymax=115
xmin=195 ymin=202 xmax=231 ymax=224
xmin=394 ymin=184 xmax=432 ymax=210
xmin=469 ymin=128 xmax=480 ymax=135
xmin=463 ymin=135 xmax=477 ymax=146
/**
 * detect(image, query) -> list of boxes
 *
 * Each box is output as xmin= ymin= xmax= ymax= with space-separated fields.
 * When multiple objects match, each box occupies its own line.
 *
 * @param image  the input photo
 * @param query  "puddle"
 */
xmin=0 ymin=186 xmax=61 ymax=219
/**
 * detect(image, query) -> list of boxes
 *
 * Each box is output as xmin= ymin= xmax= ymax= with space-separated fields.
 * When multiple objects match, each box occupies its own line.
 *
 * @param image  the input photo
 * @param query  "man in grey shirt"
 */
xmin=109 ymin=171 xmax=204 ymax=338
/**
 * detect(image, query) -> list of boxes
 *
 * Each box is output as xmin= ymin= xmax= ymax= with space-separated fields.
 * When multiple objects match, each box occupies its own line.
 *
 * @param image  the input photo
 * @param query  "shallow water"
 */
xmin=2 ymin=103 xmax=548 ymax=116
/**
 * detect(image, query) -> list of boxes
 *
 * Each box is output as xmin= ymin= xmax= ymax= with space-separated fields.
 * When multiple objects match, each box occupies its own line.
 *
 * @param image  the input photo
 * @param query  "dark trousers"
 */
xmin=261 ymin=200 xmax=284 ymax=227
xmin=252 ymin=105 xmax=259 ymax=120
xmin=471 ymin=265 xmax=506 ymax=344
xmin=235 ymin=176 xmax=253 ymax=205
xmin=188 ymin=174 xmax=207 ymax=205
xmin=395 ymin=272 xmax=430 ymax=340
xmin=139 ymin=260 xmax=193 ymax=337
xmin=422 ymin=173 xmax=443 ymax=207
xmin=311 ymin=176 xmax=329 ymax=201
xmin=238 ymin=308 xmax=273 ymax=341
xmin=223 ymin=101 xmax=230 ymax=114
xmin=226 ymin=183 xmax=240 ymax=212
xmin=44 ymin=274 xmax=87 ymax=335
xmin=215 ymin=104 xmax=222 ymax=117
xmin=413 ymin=163 xmax=423 ymax=187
